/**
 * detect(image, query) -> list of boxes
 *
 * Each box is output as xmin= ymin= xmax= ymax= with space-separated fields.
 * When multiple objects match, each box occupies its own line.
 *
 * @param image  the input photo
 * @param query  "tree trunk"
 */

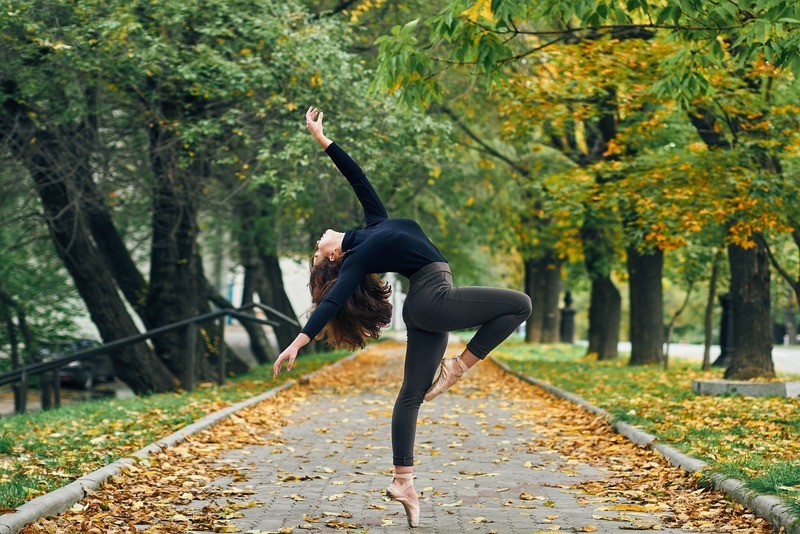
xmin=587 ymin=276 xmax=621 ymax=360
xmin=257 ymin=252 xmax=306 ymax=354
xmin=702 ymin=250 xmax=722 ymax=370
xmin=725 ymin=237 xmax=775 ymax=379
xmin=581 ymin=215 xmax=620 ymax=359
xmin=26 ymin=135 xmax=175 ymax=393
xmin=77 ymin=170 xmax=151 ymax=322
xmin=0 ymin=91 xmax=176 ymax=393
xmin=540 ymin=253 xmax=561 ymax=343
xmin=524 ymin=251 xmax=561 ymax=343
xmin=526 ymin=249 xmax=561 ymax=343
xmin=144 ymin=116 xmax=216 ymax=387
xmin=524 ymin=258 xmax=544 ymax=343
xmin=627 ymin=246 xmax=664 ymax=366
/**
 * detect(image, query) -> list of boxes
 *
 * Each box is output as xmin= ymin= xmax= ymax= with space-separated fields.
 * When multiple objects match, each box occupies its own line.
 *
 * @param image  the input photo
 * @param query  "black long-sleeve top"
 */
xmin=300 ymin=142 xmax=447 ymax=340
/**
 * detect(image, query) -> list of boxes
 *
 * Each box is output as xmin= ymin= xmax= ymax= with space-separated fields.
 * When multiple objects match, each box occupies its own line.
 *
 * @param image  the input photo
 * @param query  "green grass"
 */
xmin=0 ymin=349 xmax=351 ymax=509
xmin=494 ymin=342 xmax=800 ymax=517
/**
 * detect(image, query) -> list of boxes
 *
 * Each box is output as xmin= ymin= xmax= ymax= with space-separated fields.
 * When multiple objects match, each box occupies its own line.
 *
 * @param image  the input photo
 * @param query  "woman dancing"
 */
xmin=273 ymin=106 xmax=532 ymax=527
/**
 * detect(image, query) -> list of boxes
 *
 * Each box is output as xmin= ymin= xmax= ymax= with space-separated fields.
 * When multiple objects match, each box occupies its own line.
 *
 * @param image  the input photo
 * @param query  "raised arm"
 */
xmin=306 ymin=107 xmax=388 ymax=225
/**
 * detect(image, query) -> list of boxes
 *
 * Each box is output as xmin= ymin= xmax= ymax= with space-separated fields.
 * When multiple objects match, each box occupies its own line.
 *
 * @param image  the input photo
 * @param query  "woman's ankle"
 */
xmin=459 ymin=349 xmax=480 ymax=369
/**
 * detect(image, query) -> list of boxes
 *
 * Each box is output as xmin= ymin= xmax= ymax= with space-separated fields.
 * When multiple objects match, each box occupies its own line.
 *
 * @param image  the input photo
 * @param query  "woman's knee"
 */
xmin=516 ymin=291 xmax=532 ymax=320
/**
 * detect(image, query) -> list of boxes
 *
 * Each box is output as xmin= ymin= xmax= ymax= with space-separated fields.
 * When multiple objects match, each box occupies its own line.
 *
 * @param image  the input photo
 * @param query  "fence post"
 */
xmin=14 ymin=370 xmax=28 ymax=414
xmin=217 ymin=318 xmax=226 ymax=386
xmin=41 ymin=371 xmax=52 ymax=411
xmin=52 ymin=370 xmax=61 ymax=408
xmin=184 ymin=322 xmax=197 ymax=391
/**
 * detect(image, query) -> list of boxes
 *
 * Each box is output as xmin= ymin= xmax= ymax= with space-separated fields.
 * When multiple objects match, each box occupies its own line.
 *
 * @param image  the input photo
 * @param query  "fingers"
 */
xmin=273 ymin=350 xmax=297 ymax=378
xmin=305 ymin=106 xmax=323 ymax=123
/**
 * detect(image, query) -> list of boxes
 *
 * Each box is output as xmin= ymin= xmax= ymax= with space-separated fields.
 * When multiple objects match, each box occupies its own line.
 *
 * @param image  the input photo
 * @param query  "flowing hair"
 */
xmin=308 ymin=255 xmax=393 ymax=350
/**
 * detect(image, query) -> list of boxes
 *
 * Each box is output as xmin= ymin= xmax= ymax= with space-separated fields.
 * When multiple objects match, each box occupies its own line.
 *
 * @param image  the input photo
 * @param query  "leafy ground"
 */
xmin=494 ymin=343 xmax=800 ymax=518
xmin=0 ymin=349 xmax=351 ymax=510
xmin=18 ymin=341 xmax=775 ymax=533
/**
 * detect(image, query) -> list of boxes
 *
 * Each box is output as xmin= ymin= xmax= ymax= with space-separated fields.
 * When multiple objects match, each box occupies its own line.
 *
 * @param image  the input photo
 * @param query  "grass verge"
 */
xmin=0 ymin=348 xmax=351 ymax=509
xmin=494 ymin=342 xmax=800 ymax=517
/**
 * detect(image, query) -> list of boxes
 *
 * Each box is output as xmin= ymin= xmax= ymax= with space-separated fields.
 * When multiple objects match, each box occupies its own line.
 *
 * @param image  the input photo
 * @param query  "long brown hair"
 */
xmin=308 ymin=255 xmax=392 ymax=350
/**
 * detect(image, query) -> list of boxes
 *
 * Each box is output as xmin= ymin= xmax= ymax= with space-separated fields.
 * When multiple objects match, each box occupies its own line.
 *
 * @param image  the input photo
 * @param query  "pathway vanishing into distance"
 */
xmin=24 ymin=342 xmax=774 ymax=533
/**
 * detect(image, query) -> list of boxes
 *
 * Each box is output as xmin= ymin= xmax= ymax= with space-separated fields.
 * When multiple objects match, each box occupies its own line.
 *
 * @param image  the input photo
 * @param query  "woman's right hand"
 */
xmin=306 ymin=106 xmax=324 ymax=138
xmin=306 ymin=106 xmax=332 ymax=149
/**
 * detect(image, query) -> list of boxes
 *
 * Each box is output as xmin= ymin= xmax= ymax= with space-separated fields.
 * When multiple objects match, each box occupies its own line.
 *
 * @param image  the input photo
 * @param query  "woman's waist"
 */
xmin=408 ymin=262 xmax=451 ymax=285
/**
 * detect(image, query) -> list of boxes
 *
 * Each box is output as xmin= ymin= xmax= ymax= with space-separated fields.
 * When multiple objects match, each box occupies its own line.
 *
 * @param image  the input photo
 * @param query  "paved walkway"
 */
xmin=23 ymin=342 xmax=774 ymax=533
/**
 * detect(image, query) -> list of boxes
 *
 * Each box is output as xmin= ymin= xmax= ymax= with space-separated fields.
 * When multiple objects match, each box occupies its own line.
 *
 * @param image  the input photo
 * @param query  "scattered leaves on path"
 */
xmin=19 ymin=342 xmax=776 ymax=533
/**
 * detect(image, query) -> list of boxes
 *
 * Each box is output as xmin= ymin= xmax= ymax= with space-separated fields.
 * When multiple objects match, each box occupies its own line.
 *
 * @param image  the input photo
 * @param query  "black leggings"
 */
xmin=392 ymin=262 xmax=532 ymax=466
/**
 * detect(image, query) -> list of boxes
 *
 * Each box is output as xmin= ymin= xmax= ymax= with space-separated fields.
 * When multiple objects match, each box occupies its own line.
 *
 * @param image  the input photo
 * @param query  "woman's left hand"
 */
xmin=273 ymin=345 xmax=299 ymax=378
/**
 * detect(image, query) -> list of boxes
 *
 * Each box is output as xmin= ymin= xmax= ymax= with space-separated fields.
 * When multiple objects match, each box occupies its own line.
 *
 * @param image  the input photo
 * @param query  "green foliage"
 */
xmin=0 ymin=160 xmax=81 ymax=358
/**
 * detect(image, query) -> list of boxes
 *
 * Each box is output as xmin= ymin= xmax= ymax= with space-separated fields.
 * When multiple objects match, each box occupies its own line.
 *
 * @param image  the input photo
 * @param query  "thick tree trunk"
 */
xmin=144 ymin=117 xmax=216 ymax=386
xmin=627 ymin=246 xmax=664 ymax=366
xmin=25 ymin=136 xmax=175 ymax=393
xmin=524 ymin=253 xmax=561 ymax=343
xmin=587 ymin=276 xmax=621 ymax=360
xmin=725 ymin=237 xmax=775 ymax=379
xmin=77 ymin=171 xmax=151 ymax=322
xmin=0 ymin=92 xmax=176 ymax=393
xmin=524 ymin=258 xmax=544 ymax=343
xmin=581 ymin=216 xmax=620 ymax=359
xmin=257 ymin=252 xmax=306 ymax=354
xmin=540 ymin=253 xmax=561 ymax=343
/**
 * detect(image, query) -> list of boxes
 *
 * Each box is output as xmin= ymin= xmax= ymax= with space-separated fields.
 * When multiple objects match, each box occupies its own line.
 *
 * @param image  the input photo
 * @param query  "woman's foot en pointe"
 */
xmin=386 ymin=472 xmax=419 ymax=527
xmin=424 ymin=355 xmax=469 ymax=402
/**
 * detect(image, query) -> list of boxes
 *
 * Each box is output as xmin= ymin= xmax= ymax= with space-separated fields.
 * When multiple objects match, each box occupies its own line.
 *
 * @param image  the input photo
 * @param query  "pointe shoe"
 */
xmin=386 ymin=472 xmax=420 ymax=528
xmin=424 ymin=356 xmax=469 ymax=402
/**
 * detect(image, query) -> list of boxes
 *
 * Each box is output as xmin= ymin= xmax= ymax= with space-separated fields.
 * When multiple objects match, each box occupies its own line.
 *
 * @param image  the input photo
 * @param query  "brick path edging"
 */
xmin=491 ymin=357 xmax=800 ymax=534
xmin=0 ymin=352 xmax=361 ymax=534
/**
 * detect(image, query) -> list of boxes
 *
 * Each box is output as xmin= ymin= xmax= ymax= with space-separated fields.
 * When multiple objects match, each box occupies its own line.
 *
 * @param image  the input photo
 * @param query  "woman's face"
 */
xmin=313 ymin=229 xmax=339 ymax=267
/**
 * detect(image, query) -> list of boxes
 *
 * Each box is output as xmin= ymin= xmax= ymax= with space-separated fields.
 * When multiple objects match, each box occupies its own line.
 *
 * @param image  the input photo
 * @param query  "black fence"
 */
xmin=0 ymin=303 xmax=298 ymax=415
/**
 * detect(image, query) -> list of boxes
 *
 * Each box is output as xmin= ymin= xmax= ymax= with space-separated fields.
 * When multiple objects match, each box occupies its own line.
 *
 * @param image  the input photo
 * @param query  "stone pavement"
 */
xmin=180 ymin=343 xmax=771 ymax=533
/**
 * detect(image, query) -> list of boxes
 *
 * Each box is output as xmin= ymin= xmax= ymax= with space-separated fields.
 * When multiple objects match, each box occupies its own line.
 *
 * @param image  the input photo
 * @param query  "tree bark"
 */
xmin=627 ymin=246 xmax=664 ymax=366
xmin=77 ymin=170 xmax=151 ymax=322
xmin=540 ymin=253 xmax=562 ymax=343
xmin=587 ymin=276 xmax=621 ymax=360
xmin=581 ymin=215 xmax=620 ymax=359
xmin=725 ymin=237 xmax=775 ymax=379
xmin=144 ymin=114 xmax=216 ymax=386
xmin=525 ymin=258 xmax=544 ymax=343
xmin=524 ymin=252 xmax=561 ymax=343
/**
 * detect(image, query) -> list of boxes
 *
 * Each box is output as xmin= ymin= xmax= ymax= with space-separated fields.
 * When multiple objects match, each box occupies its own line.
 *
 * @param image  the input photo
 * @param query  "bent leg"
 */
xmin=434 ymin=286 xmax=532 ymax=359
xmin=391 ymin=327 xmax=448 ymax=466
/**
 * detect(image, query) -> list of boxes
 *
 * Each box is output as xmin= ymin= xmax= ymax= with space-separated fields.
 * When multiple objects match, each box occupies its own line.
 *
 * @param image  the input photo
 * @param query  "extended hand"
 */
xmin=273 ymin=345 xmax=299 ymax=378
xmin=306 ymin=106 xmax=324 ymax=138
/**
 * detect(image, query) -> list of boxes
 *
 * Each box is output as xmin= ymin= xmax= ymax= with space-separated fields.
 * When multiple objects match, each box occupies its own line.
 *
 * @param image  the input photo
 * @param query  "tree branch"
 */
xmin=437 ymin=105 xmax=530 ymax=178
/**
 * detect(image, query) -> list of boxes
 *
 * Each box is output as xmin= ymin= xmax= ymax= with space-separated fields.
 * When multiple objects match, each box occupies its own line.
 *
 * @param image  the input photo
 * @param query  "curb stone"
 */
xmin=0 ymin=351 xmax=361 ymax=534
xmin=491 ymin=357 xmax=800 ymax=534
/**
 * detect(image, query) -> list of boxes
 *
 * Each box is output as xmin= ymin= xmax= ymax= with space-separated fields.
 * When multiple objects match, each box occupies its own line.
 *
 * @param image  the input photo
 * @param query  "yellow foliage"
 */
xmin=461 ymin=0 xmax=493 ymax=23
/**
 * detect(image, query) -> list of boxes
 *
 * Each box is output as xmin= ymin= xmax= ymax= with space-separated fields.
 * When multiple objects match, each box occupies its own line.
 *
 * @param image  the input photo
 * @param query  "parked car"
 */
xmin=37 ymin=339 xmax=115 ymax=390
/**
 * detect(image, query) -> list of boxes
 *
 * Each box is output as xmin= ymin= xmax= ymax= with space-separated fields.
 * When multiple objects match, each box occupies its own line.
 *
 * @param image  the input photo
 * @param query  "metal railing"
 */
xmin=0 ymin=303 xmax=299 ymax=415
